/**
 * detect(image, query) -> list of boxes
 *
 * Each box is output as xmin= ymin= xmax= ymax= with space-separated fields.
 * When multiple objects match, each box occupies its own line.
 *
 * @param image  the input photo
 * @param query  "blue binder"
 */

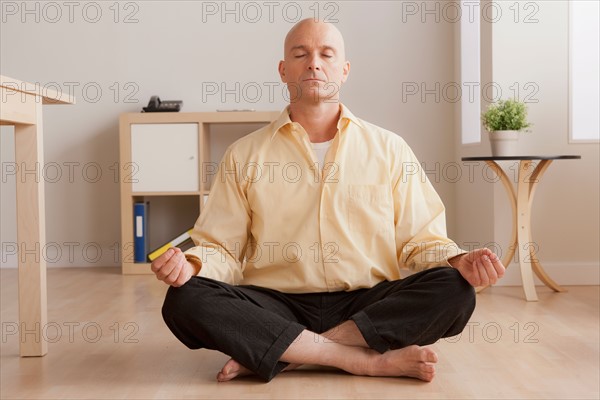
xmin=133 ymin=202 xmax=148 ymax=262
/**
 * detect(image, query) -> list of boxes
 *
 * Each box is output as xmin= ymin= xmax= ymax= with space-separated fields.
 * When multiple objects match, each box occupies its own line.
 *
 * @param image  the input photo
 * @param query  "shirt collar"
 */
xmin=270 ymin=103 xmax=364 ymax=140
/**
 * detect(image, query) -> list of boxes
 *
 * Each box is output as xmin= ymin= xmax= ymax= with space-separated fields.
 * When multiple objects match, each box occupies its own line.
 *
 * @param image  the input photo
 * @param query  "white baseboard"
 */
xmin=0 ymin=254 xmax=118 ymax=269
xmin=2 ymin=253 xmax=599 ymax=286
xmin=494 ymin=262 xmax=600 ymax=286
xmin=1 ymin=253 xmax=17 ymax=268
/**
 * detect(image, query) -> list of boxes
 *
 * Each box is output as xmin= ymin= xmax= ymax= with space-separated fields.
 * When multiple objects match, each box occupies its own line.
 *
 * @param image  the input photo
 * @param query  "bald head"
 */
xmin=283 ymin=18 xmax=346 ymax=60
xmin=278 ymin=18 xmax=350 ymax=104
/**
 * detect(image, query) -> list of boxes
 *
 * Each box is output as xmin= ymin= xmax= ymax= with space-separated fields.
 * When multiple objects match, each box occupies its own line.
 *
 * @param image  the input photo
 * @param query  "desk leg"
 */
xmin=14 ymin=100 xmax=48 ymax=356
xmin=517 ymin=160 xmax=538 ymax=301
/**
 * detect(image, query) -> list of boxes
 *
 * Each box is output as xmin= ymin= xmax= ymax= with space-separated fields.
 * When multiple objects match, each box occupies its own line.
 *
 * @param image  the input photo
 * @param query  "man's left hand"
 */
xmin=448 ymin=248 xmax=506 ymax=287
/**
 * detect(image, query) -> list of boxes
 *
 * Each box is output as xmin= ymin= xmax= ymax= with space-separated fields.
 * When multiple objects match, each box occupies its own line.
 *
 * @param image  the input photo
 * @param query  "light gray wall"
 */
xmin=3 ymin=1 xmax=597 ymax=282
xmin=1 ymin=1 xmax=458 ymax=267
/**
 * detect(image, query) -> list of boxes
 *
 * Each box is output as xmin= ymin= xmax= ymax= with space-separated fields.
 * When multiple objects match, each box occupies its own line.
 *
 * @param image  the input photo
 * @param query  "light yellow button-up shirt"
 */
xmin=185 ymin=104 xmax=464 ymax=293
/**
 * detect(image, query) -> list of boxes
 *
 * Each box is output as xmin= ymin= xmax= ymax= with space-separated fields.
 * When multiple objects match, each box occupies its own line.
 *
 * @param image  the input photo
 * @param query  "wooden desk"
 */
xmin=462 ymin=156 xmax=581 ymax=301
xmin=1 ymin=76 xmax=75 ymax=356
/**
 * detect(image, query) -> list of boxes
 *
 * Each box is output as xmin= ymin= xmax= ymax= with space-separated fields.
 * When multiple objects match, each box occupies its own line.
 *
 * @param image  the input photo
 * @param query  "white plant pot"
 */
xmin=489 ymin=130 xmax=519 ymax=156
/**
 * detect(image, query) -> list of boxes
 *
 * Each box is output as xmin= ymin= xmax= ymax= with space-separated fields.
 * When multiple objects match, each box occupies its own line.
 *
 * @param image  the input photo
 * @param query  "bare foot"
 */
xmin=216 ymin=358 xmax=301 ymax=382
xmin=217 ymin=346 xmax=437 ymax=382
xmin=364 ymin=345 xmax=438 ymax=382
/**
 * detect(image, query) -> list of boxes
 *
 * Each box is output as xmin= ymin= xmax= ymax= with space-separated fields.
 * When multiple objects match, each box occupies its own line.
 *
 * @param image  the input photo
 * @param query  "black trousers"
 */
xmin=162 ymin=266 xmax=475 ymax=382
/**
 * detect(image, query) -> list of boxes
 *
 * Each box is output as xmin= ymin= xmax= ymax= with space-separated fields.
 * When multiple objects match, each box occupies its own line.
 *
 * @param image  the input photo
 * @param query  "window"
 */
xmin=569 ymin=0 xmax=600 ymax=142
xmin=460 ymin=0 xmax=481 ymax=144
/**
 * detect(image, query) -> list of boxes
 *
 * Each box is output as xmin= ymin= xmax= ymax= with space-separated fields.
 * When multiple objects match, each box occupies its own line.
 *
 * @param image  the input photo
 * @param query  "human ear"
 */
xmin=341 ymin=61 xmax=350 ymax=83
xmin=278 ymin=60 xmax=287 ymax=83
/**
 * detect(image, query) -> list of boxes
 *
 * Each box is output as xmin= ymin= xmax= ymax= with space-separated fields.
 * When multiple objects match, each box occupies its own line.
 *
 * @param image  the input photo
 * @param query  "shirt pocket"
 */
xmin=347 ymin=184 xmax=394 ymax=235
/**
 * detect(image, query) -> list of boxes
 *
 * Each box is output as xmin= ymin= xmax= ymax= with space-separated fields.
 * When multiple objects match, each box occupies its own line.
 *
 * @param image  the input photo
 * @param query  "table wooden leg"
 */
xmin=528 ymin=160 xmax=566 ymax=293
xmin=476 ymin=161 xmax=518 ymax=294
xmin=14 ymin=100 xmax=48 ymax=356
xmin=517 ymin=160 xmax=538 ymax=301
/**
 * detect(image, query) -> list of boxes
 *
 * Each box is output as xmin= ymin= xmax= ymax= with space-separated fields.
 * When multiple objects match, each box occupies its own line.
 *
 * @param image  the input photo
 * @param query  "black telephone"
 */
xmin=142 ymin=96 xmax=183 ymax=112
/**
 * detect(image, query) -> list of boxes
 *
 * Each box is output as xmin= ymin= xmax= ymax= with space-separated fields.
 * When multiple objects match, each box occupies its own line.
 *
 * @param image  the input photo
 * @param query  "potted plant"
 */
xmin=482 ymin=98 xmax=531 ymax=156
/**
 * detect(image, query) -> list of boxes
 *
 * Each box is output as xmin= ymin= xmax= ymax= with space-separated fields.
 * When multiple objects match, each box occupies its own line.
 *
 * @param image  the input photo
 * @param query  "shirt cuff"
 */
xmin=445 ymin=251 xmax=467 ymax=268
xmin=185 ymin=254 xmax=203 ymax=276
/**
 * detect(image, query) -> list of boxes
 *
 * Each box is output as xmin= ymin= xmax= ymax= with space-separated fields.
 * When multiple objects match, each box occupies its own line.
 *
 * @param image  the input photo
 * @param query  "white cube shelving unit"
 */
xmin=119 ymin=111 xmax=279 ymax=274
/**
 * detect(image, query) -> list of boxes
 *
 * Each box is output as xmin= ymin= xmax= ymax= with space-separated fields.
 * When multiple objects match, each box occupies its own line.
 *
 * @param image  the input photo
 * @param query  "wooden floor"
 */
xmin=1 ymin=267 xmax=598 ymax=399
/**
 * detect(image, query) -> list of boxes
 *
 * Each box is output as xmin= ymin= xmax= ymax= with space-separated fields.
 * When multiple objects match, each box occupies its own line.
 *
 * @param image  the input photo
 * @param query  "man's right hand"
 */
xmin=151 ymin=247 xmax=197 ymax=287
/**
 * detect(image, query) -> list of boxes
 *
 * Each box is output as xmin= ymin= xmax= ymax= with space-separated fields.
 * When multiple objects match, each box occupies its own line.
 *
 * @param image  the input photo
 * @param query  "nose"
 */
xmin=307 ymin=54 xmax=321 ymax=71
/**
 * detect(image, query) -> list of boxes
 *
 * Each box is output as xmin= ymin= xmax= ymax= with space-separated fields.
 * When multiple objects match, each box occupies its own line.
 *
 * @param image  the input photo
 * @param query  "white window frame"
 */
xmin=569 ymin=0 xmax=600 ymax=143
xmin=460 ymin=0 xmax=482 ymax=145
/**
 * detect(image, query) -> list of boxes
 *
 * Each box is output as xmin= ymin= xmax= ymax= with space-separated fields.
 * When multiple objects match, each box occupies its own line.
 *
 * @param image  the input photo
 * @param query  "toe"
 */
xmin=422 ymin=348 xmax=438 ymax=363
xmin=422 ymin=371 xmax=435 ymax=382
xmin=222 ymin=359 xmax=238 ymax=375
xmin=419 ymin=361 xmax=436 ymax=382
xmin=422 ymin=363 xmax=435 ymax=373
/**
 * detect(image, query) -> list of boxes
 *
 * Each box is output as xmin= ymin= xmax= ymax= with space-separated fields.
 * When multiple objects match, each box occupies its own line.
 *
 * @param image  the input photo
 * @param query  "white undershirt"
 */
xmin=310 ymin=138 xmax=334 ymax=170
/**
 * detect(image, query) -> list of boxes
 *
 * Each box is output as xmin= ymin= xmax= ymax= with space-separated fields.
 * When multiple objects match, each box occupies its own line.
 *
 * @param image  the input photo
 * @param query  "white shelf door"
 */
xmin=131 ymin=123 xmax=199 ymax=192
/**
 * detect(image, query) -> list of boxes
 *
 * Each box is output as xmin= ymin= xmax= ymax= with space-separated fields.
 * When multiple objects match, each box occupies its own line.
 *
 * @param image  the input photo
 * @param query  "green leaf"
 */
xmin=481 ymin=98 xmax=532 ymax=132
